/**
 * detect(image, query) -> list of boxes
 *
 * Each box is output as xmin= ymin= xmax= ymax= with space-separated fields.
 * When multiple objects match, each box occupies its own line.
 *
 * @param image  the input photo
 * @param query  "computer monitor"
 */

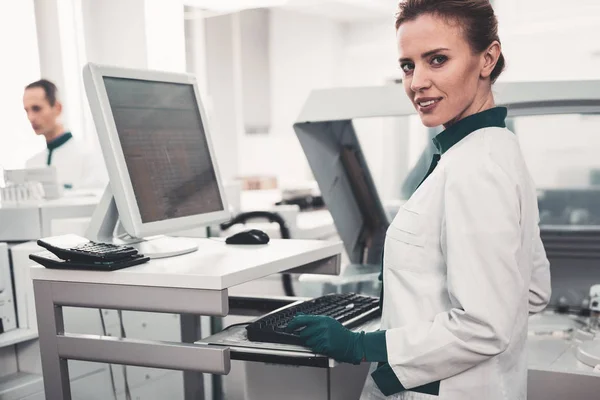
xmin=83 ymin=63 xmax=230 ymax=258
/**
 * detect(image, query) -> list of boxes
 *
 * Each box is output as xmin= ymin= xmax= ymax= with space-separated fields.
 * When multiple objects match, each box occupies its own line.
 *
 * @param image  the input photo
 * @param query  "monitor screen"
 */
xmin=103 ymin=77 xmax=224 ymax=223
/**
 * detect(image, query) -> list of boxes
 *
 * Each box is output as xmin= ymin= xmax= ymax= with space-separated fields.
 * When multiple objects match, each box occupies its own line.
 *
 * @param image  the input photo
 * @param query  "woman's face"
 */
xmin=397 ymin=14 xmax=492 ymax=128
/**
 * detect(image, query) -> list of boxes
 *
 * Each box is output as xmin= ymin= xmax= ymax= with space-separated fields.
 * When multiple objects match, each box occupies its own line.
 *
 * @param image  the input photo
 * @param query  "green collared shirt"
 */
xmin=416 ymin=107 xmax=508 ymax=189
xmin=46 ymin=131 xmax=73 ymax=165
xmin=432 ymin=107 xmax=508 ymax=154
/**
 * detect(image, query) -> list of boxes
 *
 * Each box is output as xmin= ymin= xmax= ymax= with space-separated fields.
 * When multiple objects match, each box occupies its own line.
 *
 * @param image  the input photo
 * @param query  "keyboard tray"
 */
xmin=197 ymin=314 xmax=380 ymax=368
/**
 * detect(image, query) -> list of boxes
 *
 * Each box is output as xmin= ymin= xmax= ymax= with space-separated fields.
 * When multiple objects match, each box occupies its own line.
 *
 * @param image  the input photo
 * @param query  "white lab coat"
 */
xmin=26 ymin=135 xmax=108 ymax=190
xmin=361 ymin=126 xmax=552 ymax=400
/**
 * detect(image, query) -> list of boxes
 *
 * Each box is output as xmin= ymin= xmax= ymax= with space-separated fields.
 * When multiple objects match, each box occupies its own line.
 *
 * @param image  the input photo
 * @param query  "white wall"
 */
xmin=34 ymin=0 xmax=66 ymax=118
xmin=203 ymin=13 xmax=244 ymax=183
xmin=185 ymin=11 xmax=209 ymax=93
xmin=83 ymin=0 xmax=186 ymax=71
xmin=0 ymin=0 xmax=43 ymax=169
xmin=494 ymin=0 xmax=600 ymax=81
xmin=81 ymin=0 xmax=187 ymax=160
xmin=145 ymin=0 xmax=186 ymax=72
xmin=35 ymin=0 xmax=90 ymax=146
xmin=227 ymin=11 xmax=413 ymax=196
xmin=82 ymin=0 xmax=148 ymax=69
xmin=236 ymin=9 xmax=344 ymax=186
xmin=339 ymin=20 xmax=398 ymax=86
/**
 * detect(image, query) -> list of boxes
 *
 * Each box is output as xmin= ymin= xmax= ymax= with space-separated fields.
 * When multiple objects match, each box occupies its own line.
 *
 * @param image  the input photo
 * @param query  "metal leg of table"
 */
xmin=210 ymin=317 xmax=224 ymax=400
xmin=33 ymin=280 xmax=72 ymax=399
xmin=181 ymin=313 xmax=204 ymax=400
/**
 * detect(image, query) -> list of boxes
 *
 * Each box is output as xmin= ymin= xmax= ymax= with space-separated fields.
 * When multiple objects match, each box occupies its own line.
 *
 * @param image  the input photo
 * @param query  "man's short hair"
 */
xmin=25 ymin=79 xmax=59 ymax=107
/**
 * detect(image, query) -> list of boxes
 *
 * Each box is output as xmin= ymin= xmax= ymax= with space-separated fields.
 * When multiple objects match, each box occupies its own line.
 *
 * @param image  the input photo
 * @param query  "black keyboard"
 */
xmin=246 ymin=293 xmax=381 ymax=346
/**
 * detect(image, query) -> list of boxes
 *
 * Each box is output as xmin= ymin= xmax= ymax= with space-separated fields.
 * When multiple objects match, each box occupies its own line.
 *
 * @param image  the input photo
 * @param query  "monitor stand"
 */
xmin=85 ymin=186 xmax=199 ymax=259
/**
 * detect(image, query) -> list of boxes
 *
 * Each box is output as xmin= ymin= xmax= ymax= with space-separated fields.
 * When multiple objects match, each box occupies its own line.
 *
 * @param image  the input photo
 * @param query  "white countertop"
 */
xmin=30 ymin=238 xmax=343 ymax=290
xmin=527 ymin=313 xmax=599 ymax=377
xmin=0 ymin=190 xmax=101 ymax=210
xmin=528 ymin=337 xmax=599 ymax=376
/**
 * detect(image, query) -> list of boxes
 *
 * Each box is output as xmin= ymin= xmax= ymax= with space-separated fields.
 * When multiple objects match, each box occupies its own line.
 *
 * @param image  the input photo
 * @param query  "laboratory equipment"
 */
xmin=0 ymin=181 xmax=45 ymax=203
xmin=294 ymin=110 xmax=389 ymax=267
xmin=0 ymin=243 xmax=17 ymax=334
xmin=83 ymin=63 xmax=230 ymax=258
xmin=245 ymin=293 xmax=381 ymax=345
xmin=3 ymin=166 xmax=62 ymax=200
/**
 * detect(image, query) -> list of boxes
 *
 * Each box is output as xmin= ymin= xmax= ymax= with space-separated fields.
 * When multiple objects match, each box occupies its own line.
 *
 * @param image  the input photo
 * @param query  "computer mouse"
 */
xmin=225 ymin=229 xmax=270 ymax=245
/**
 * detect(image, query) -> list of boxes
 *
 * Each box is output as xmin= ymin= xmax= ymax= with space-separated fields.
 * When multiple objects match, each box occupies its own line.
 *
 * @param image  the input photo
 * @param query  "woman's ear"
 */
xmin=481 ymin=41 xmax=501 ymax=79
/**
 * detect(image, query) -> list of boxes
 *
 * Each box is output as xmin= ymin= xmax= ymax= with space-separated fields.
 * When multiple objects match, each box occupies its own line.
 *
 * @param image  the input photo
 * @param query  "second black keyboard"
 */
xmin=245 ymin=293 xmax=381 ymax=346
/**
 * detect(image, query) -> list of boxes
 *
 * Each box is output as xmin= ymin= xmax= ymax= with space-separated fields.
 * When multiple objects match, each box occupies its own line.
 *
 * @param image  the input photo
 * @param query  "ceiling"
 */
xmin=184 ymin=0 xmax=600 ymax=33
xmin=281 ymin=0 xmax=396 ymax=21
xmin=184 ymin=0 xmax=397 ymax=21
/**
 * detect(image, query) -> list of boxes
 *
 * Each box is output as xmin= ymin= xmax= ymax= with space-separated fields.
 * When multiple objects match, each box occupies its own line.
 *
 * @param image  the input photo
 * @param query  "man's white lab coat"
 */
xmin=26 ymin=134 xmax=108 ymax=190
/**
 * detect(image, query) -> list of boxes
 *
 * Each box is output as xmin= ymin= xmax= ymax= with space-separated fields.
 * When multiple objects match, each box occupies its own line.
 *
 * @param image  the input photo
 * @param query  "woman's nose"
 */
xmin=410 ymin=67 xmax=432 ymax=93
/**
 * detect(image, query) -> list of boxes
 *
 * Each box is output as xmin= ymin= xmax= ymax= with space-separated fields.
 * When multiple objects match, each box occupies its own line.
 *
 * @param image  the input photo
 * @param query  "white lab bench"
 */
xmin=29 ymin=237 xmax=343 ymax=400
xmin=0 ymin=192 xmax=112 ymax=400
xmin=0 ymin=192 xmax=101 ymax=242
xmin=1 ymin=192 xmax=102 ymax=338
xmin=16 ymin=239 xmax=600 ymax=399
xmin=0 ymin=187 xmax=342 ymax=399
xmin=526 ymin=313 xmax=600 ymax=399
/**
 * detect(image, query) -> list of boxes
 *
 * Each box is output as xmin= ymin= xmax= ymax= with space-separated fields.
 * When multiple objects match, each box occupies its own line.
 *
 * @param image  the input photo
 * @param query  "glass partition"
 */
xmin=350 ymin=112 xmax=600 ymax=228
xmin=510 ymin=113 xmax=600 ymax=227
xmin=351 ymin=115 xmax=430 ymax=208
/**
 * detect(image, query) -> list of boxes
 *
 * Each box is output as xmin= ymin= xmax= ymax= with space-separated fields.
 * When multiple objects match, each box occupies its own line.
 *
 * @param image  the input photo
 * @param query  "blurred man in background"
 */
xmin=23 ymin=79 xmax=107 ymax=189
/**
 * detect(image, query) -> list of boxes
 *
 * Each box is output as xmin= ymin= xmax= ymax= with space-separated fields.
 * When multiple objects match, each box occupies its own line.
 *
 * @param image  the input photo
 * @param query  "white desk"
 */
xmin=30 ymin=237 xmax=342 ymax=400
xmin=526 ymin=313 xmax=600 ymax=399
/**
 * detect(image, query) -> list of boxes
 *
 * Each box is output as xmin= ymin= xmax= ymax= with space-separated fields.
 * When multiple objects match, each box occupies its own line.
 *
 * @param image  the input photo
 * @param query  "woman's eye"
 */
xmin=431 ymin=55 xmax=447 ymax=66
xmin=400 ymin=63 xmax=414 ymax=73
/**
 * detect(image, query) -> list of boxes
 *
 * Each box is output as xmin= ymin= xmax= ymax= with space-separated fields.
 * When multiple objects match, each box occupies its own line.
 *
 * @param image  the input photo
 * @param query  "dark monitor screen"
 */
xmin=103 ymin=77 xmax=223 ymax=223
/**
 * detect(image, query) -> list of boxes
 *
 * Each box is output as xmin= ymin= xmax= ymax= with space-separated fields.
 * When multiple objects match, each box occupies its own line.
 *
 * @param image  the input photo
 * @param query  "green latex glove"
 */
xmin=286 ymin=314 xmax=364 ymax=364
xmin=286 ymin=315 xmax=388 ymax=364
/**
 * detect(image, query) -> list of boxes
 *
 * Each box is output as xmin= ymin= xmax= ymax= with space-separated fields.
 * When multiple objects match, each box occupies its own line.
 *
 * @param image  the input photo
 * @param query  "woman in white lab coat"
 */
xmin=286 ymin=1 xmax=552 ymax=399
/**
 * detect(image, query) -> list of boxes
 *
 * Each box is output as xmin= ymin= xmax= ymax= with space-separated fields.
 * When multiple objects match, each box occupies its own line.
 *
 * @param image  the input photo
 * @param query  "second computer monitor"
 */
xmin=84 ymin=63 xmax=229 ymax=245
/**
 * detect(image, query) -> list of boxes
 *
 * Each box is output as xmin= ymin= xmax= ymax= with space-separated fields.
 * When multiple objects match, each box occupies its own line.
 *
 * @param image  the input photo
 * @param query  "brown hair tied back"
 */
xmin=396 ymin=0 xmax=505 ymax=83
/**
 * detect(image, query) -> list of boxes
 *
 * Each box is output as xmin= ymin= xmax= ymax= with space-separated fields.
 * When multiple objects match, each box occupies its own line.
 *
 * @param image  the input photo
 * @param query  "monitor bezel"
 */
xmin=83 ymin=62 xmax=230 ymax=238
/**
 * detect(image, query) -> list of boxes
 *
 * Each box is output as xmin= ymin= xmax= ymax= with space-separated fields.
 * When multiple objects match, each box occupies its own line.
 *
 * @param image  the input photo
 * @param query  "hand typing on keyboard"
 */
xmin=286 ymin=314 xmax=366 ymax=365
xmin=244 ymin=294 xmax=381 ymax=347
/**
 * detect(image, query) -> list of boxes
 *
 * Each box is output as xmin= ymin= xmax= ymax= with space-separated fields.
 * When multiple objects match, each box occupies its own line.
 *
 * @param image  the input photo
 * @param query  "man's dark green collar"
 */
xmin=432 ymin=107 xmax=507 ymax=154
xmin=46 ymin=132 xmax=72 ymax=165
xmin=47 ymin=131 xmax=73 ymax=150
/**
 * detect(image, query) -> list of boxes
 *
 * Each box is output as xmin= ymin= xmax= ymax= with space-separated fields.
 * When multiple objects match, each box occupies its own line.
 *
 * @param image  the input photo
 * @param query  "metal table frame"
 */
xmin=34 ymin=281 xmax=229 ymax=400
xmin=32 ymin=238 xmax=341 ymax=400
